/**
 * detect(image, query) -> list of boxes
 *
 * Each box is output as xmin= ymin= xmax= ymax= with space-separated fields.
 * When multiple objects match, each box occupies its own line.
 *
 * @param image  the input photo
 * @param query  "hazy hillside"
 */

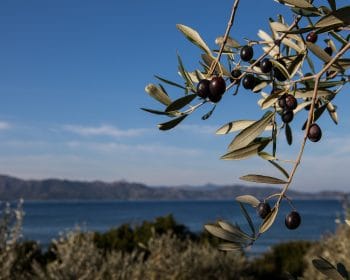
xmin=0 ymin=175 xmax=347 ymax=201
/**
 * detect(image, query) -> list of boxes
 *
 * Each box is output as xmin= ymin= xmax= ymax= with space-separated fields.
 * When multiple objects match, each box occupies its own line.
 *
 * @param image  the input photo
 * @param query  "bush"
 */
xmin=248 ymin=241 xmax=313 ymax=279
xmin=303 ymin=224 xmax=350 ymax=280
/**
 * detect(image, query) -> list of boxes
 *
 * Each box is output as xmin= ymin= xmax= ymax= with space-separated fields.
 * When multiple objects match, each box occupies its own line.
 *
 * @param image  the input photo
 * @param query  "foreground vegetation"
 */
xmin=0 ymin=201 xmax=349 ymax=279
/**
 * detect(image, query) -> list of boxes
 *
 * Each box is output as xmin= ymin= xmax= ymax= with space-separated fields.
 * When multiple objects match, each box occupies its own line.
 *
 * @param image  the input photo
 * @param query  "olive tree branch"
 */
xmin=276 ymin=41 xmax=350 ymax=207
xmin=208 ymin=0 xmax=240 ymax=76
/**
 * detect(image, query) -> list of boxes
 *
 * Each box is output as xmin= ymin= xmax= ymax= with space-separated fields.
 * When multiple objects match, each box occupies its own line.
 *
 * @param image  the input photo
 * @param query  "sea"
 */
xmin=21 ymin=199 xmax=344 ymax=255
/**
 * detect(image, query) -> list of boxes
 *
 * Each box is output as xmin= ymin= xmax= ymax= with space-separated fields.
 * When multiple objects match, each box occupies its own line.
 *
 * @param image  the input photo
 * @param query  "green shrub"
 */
xmin=248 ymin=241 xmax=313 ymax=279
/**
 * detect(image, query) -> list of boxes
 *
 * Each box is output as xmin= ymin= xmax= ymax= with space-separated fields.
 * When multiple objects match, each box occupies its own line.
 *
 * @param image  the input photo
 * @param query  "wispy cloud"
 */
xmin=66 ymin=141 xmax=202 ymax=156
xmin=0 ymin=121 xmax=11 ymax=130
xmin=62 ymin=124 xmax=148 ymax=138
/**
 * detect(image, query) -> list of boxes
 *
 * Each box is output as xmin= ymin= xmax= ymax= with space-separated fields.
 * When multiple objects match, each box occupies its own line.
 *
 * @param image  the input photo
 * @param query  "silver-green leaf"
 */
xmin=259 ymin=206 xmax=279 ymax=233
xmin=240 ymin=174 xmax=287 ymax=184
xmin=236 ymin=195 xmax=260 ymax=207
xmin=145 ymin=84 xmax=172 ymax=106
xmin=176 ymin=24 xmax=212 ymax=55
xmin=228 ymin=112 xmax=274 ymax=151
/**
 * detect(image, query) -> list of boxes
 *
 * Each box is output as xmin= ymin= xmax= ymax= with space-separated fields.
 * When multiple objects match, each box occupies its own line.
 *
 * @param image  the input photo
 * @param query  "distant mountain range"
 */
xmin=0 ymin=174 xmax=347 ymax=201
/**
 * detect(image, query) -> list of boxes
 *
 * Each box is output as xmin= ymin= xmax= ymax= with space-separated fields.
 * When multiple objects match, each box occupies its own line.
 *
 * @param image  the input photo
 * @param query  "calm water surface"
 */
xmin=22 ymin=200 xmax=344 ymax=255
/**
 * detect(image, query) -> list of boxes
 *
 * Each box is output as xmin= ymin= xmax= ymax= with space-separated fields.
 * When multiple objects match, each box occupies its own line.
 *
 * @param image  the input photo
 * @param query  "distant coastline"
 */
xmin=0 ymin=174 xmax=347 ymax=201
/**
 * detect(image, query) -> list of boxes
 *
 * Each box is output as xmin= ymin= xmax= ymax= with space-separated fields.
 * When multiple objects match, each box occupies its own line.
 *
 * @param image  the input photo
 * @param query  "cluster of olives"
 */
xmin=278 ymin=94 xmax=298 ymax=123
xmin=197 ymin=76 xmax=226 ymax=103
xmin=257 ymin=202 xmax=301 ymax=230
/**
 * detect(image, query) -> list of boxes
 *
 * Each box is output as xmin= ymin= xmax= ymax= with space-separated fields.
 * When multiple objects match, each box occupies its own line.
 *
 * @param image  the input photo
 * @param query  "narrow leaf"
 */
xmin=154 ymin=75 xmax=186 ymax=90
xmin=302 ymin=104 xmax=327 ymax=130
xmin=201 ymin=53 xmax=231 ymax=76
xmin=326 ymin=102 xmax=338 ymax=124
xmin=217 ymin=220 xmax=252 ymax=240
xmin=141 ymin=108 xmax=177 ymax=116
xmin=259 ymin=207 xmax=278 ymax=234
xmin=240 ymin=174 xmax=287 ymax=184
xmin=312 ymin=258 xmax=344 ymax=280
xmin=275 ymin=0 xmax=316 ymax=10
xmin=204 ymin=224 xmax=245 ymax=243
xmin=272 ymin=60 xmax=290 ymax=80
xmin=202 ymin=105 xmax=216 ymax=120
xmin=145 ymin=84 xmax=172 ymax=106
xmin=258 ymin=152 xmax=276 ymax=161
xmin=215 ymin=36 xmax=240 ymax=48
xmin=176 ymin=24 xmax=212 ymax=55
xmin=228 ymin=112 xmax=274 ymax=151
xmin=268 ymin=161 xmax=290 ymax=179
xmin=216 ymin=120 xmax=272 ymax=135
xmin=294 ymin=89 xmax=335 ymax=98
xmin=221 ymin=143 xmax=262 ymax=161
xmin=158 ymin=114 xmax=188 ymax=131
xmin=165 ymin=94 xmax=197 ymax=112
xmin=327 ymin=0 xmax=336 ymax=11
xmin=285 ymin=123 xmax=293 ymax=145
xmin=236 ymin=195 xmax=260 ymax=207
xmin=218 ymin=242 xmax=243 ymax=251
xmin=239 ymin=202 xmax=256 ymax=236
xmin=315 ymin=7 xmax=350 ymax=29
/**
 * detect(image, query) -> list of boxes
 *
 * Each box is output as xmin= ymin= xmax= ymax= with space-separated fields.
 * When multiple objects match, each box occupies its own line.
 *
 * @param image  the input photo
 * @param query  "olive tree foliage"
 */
xmin=143 ymin=0 xmax=349 ymax=275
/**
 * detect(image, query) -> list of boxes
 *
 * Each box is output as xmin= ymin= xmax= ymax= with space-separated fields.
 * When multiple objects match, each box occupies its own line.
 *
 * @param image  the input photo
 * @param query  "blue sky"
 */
xmin=0 ymin=0 xmax=349 ymax=191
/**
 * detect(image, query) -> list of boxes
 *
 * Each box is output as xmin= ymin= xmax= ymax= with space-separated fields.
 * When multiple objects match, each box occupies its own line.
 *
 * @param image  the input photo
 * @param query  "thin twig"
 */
xmin=208 ymin=0 xmax=240 ymax=77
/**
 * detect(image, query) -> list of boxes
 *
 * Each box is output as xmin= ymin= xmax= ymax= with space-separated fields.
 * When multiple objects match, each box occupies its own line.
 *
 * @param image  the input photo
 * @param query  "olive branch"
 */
xmin=142 ymin=0 xmax=350 ymax=254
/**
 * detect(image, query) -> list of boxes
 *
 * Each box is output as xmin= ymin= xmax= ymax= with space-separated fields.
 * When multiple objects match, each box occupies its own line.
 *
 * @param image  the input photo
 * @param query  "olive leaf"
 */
xmin=154 ymin=75 xmax=186 ymax=90
xmin=158 ymin=114 xmax=188 ymax=131
xmin=216 ymin=120 xmax=273 ymax=135
xmin=239 ymin=202 xmax=256 ymax=236
xmin=258 ymin=151 xmax=276 ymax=161
xmin=177 ymin=53 xmax=195 ymax=92
xmin=204 ymin=224 xmax=247 ymax=243
xmin=141 ymin=108 xmax=178 ymax=117
xmin=281 ymin=38 xmax=303 ymax=53
xmin=202 ymin=105 xmax=216 ymax=120
xmin=312 ymin=257 xmax=345 ymax=280
xmin=215 ymin=36 xmax=240 ymax=48
xmin=221 ymin=138 xmax=271 ymax=160
xmin=306 ymin=42 xmax=344 ymax=71
xmin=315 ymin=6 xmax=350 ymax=29
xmin=275 ymin=0 xmax=317 ymax=10
xmin=176 ymin=24 xmax=212 ymax=55
xmin=268 ymin=160 xmax=290 ymax=179
xmin=302 ymin=104 xmax=328 ymax=130
xmin=326 ymin=102 xmax=338 ymax=124
xmin=217 ymin=242 xmax=243 ymax=252
xmin=201 ymin=53 xmax=231 ymax=76
xmin=145 ymin=84 xmax=172 ymax=106
xmin=240 ymin=174 xmax=287 ymax=184
xmin=228 ymin=111 xmax=275 ymax=151
xmin=294 ymin=89 xmax=335 ymax=98
xmin=272 ymin=60 xmax=290 ymax=80
xmin=327 ymin=0 xmax=336 ymax=11
xmin=236 ymin=195 xmax=260 ymax=207
xmin=259 ymin=206 xmax=279 ymax=234
xmin=217 ymin=220 xmax=253 ymax=241
xmin=165 ymin=94 xmax=197 ymax=112
xmin=285 ymin=123 xmax=293 ymax=145
xmin=288 ymin=53 xmax=305 ymax=78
